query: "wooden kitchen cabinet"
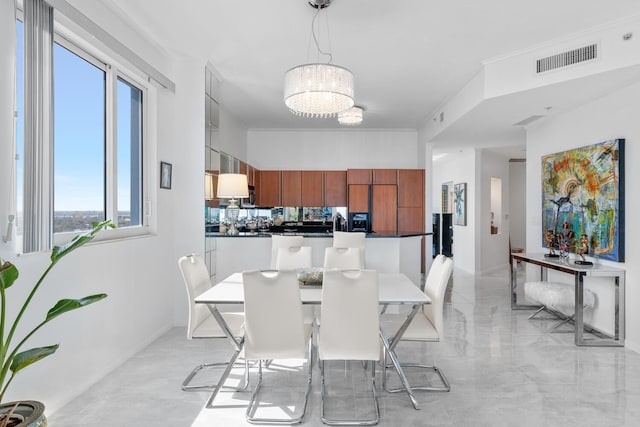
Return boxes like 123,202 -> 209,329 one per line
398,169 -> 424,208
372,169 -> 397,185
398,207 -> 424,234
347,169 -> 372,184
281,171 -> 302,206
348,184 -> 369,212
372,184 -> 397,233
257,170 -> 281,207
323,171 -> 347,206
301,171 -> 323,206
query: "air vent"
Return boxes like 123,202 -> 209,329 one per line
536,44 -> 597,73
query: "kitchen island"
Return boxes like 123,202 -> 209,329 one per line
206,232 -> 430,287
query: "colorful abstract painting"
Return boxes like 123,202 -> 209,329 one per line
541,139 -> 625,262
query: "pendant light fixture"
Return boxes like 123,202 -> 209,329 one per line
284,0 -> 355,118
338,105 -> 364,125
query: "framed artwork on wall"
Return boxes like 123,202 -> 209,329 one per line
160,161 -> 173,189
541,138 -> 625,262
454,183 -> 467,226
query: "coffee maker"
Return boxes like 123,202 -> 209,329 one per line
348,212 -> 370,232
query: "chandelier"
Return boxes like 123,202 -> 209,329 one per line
338,105 -> 363,125
284,0 -> 354,118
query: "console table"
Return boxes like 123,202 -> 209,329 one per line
510,252 -> 625,347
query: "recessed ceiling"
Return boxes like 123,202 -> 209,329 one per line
103,0 -> 640,139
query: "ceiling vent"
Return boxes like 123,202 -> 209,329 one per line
536,44 -> 598,73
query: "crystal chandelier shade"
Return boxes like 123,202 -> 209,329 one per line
284,63 -> 354,118
338,105 -> 363,125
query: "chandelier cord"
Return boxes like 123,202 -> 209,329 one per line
311,6 -> 333,64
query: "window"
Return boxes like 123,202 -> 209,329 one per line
53,42 -> 106,233
116,77 -> 143,228
17,14 -> 149,248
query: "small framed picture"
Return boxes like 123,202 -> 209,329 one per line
160,161 -> 172,189
454,182 -> 467,226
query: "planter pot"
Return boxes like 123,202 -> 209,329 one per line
0,401 -> 46,427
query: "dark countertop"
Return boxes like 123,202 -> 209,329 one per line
206,231 -> 432,238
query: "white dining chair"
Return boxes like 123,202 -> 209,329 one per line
323,246 -> 363,270
332,231 -> 366,268
177,254 -> 247,391
270,235 -> 304,269
242,269 -> 313,424
381,254 -> 453,393
319,269 -> 380,425
275,246 -> 313,270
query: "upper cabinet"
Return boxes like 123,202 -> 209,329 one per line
281,171 -> 302,206
323,171 -> 347,207
301,171 -> 324,206
280,170 -> 330,207
347,169 -> 372,184
372,169 -> 397,185
257,170 -> 281,207
398,169 -> 424,207
397,169 -> 425,234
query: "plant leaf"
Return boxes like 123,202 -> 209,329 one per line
50,220 -> 114,264
11,345 -> 59,373
0,261 -> 19,290
46,294 -> 108,322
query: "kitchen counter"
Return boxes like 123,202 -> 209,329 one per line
207,232 -> 430,286
207,231 -> 432,238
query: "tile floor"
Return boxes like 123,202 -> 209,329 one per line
49,265 -> 640,426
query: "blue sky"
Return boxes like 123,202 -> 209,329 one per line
17,20 -> 138,213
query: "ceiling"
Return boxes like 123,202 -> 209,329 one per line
104,0 -> 640,155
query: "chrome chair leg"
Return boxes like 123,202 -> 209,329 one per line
182,359 -> 249,392
320,359 -> 380,426
382,346 -> 450,393
245,334 -> 313,424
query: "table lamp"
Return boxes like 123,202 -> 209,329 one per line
217,173 -> 249,235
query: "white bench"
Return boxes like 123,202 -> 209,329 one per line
524,281 -> 595,332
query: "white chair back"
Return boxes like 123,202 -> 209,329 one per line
242,270 -> 307,360
275,246 -> 312,270
178,254 -> 213,339
323,247 -> 363,270
270,235 -> 304,269
332,231 -> 366,268
422,255 -> 453,337
319,269 -> 380,361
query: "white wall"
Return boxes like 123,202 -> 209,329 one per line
247,129 -> 419,170
219,106 -> 248,162
432,149 -> 478,273
526,81 -> 640,350
508,161 -> 526,250
0,0 -> 205,414
479,150 -> 510,273
0,0 -> 15,246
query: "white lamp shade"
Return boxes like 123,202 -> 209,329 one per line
284,63 -> 354,118
217,173 -> 249,198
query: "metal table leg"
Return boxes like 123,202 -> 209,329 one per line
204,304 -> 245,408
510,256 -> 541,310
378,304 -> 423,410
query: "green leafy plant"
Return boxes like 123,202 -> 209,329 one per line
0,220 -> 114,403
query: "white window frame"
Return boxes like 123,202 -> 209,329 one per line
18,10 -> 156,250
51,33 -> 152,245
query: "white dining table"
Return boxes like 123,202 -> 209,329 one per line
195,271 -> 430,410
